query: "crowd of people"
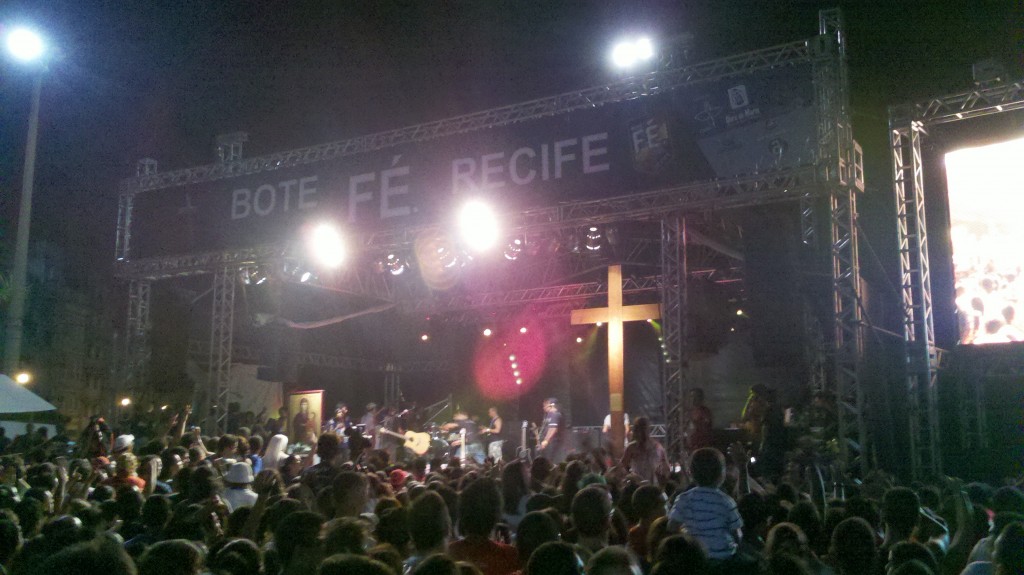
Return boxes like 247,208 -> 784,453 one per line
0,399 -> 1020,575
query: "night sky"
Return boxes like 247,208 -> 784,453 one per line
0,0 -> 1020,331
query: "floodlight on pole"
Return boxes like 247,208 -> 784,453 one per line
457,199 -> 500,252
5,28 -> 45,62
3,27 -> 48,376
611,36 -> 656,69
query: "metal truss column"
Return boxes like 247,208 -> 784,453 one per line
660,214 -> 688,463
384,363 -> 402,409
114,190 -> 134,262
891,121 -> 941,479
813,8 -> 869,473
208,267 -> 236,435
828,187 -> 869,472
122,279 -> 151,409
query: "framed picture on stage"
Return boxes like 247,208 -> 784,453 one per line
288,390 -> 323,446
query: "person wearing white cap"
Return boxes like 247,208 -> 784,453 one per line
112,434 -> 135,454
222,461 -> 258,511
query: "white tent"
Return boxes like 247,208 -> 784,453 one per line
0,374 -> 57,414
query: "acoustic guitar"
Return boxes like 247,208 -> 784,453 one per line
378,429 -> 432,455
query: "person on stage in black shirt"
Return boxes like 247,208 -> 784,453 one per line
538,398 -> 563,462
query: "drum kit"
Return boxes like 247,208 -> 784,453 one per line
425,423 -> 460,460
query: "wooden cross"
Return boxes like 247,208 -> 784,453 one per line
571,265 -> 661,459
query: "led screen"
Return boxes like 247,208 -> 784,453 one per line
945,136 -> 1024,344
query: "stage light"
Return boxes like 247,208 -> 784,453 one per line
519,326 -> 528,334
504,238 -> 523,261
240,267 -> 268,286
597,322 -> 604,327
160,405 -> 168,411
421,334 -> 429,341
576,337 -> 583,343
611,36 -> 655,69
308,223 -> 345,268
253,267 -> 269,285
516,378 -> 523,385
730,327 -> 736,332
458,199 -> 500,252
482,328 -> 493,337
585,226 -> 603,251
736,309 -> 745,316
436,244 -> 460,269
646,318 -> 653,323
509,354 -> 516,361
120,397 -> 131,407
513,370 -> 520,377
299,270 -> 314,283
6,28 -> 45,63
511,362 -> 518,369
386,253 -> 408,276
14,372 -> 31,385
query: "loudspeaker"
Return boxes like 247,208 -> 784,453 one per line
572,428 -> 601,453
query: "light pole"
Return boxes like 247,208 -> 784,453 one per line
3,28 -> 46,375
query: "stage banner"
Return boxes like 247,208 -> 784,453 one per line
131,64 -> 816,258
288,390 -> 323,446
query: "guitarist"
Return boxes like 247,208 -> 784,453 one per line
538,398 -> 564,462
483,406 -> 505,461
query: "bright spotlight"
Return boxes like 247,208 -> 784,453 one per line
299,270 -> 314,283
611,36 -> 655,69
611,41 -> 636,68
519,326 -> 528,334
511,363 -> 518,369
420,334 -> 430,341
308,223 -> 345,268
458,200 -> 500,252
509,355 -> 516,361
596,322 -> 604,327
483,328 -> 493,337
160,405 -> 169,411
646,318 -> 653,323
515,378 -> 523,385
513,371 -> 520,377
736,309 -> 745,316
576,337 -> 583,343
120,397 -> 132,407
14,372 -> 31,385
6,28 -> 45,63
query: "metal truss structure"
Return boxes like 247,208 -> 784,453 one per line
889,78 -> 1024,479
660,215 -> 688,462
121,280 -> 151,408
116,10 -> 869,465
206,268 -> 236,434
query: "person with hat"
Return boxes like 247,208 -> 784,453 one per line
389,468 -> 410,492
112,434 -> 135,455
538,398 -> 564,462
222,461 -> 258,511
